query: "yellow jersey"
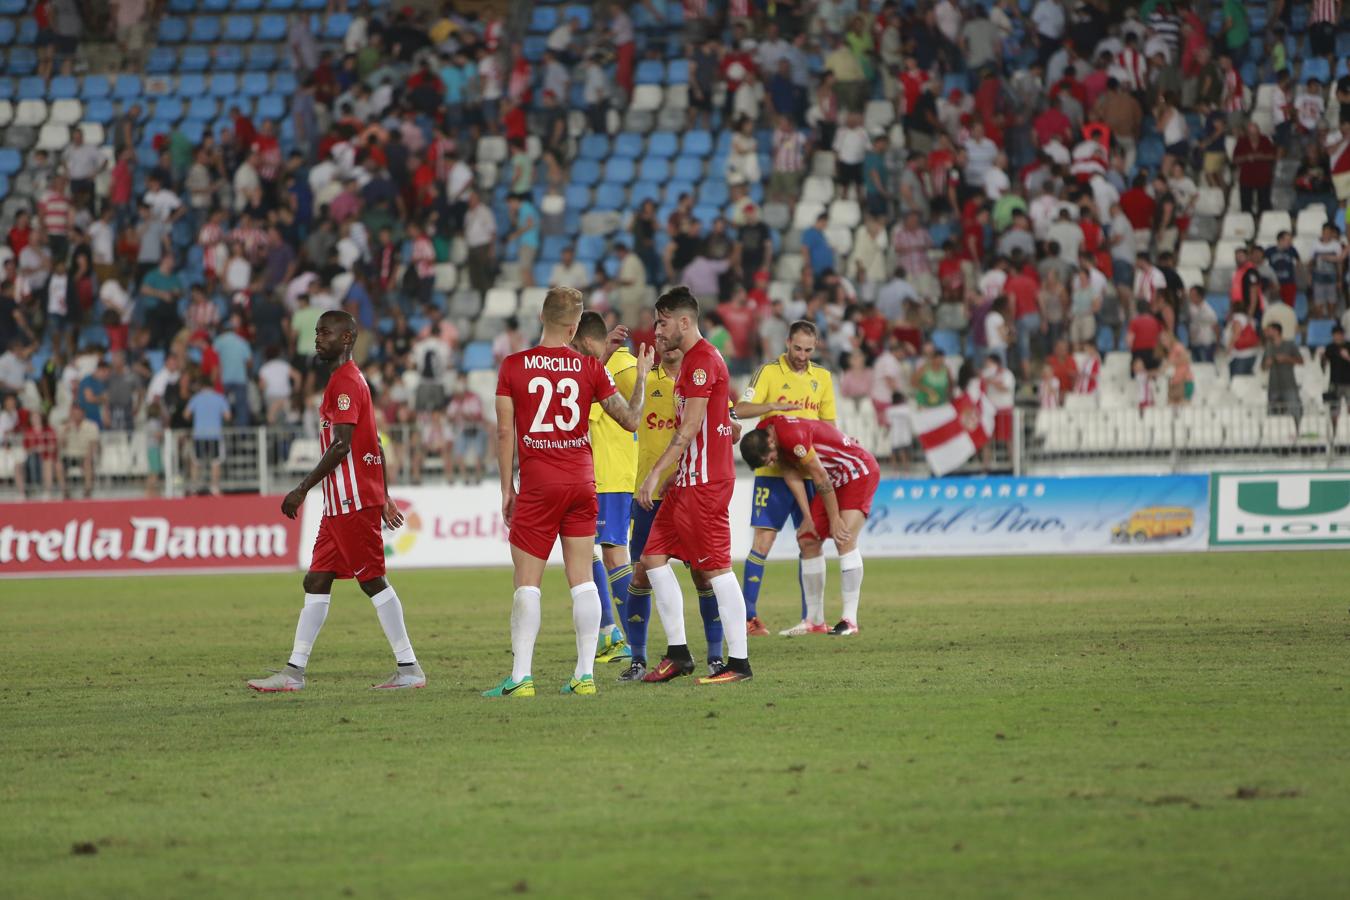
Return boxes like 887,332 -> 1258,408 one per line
589,347 -> 640,493
742,355 -> 837,477
635,363 -> 680,501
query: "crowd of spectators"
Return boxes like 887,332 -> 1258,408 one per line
6,0 -> 1350,498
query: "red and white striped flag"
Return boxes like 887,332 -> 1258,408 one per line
912,392 -> 992,476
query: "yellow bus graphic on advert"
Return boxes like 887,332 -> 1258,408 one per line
1112,506 -> 1195,543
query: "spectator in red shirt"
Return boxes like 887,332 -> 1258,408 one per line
501,97 -> 527,143
1232,121 -> 1277,215
857,302 -> 889,354
1046,339 -> 1078,401
717,287 -> 759,372
1126,301 -> 1163,371
7,210 -> 31,257
1033,95 -> 1075,147
1119,173 -> 1156,231
1005,252 -> 1042,375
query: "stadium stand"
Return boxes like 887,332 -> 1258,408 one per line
2,0 -> 1350,500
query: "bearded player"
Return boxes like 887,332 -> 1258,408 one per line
738,416 -> 878,636
618,341 -> 728,681
248,310 -> 424,692
733,321 -> 837,637
485,287 -> 652,698
636,286 -> 753,685
571,311 -> 638,665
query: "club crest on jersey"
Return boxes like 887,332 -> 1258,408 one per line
692,369 -> 707,386
810,380 -> 819,392
337,393 -> 352,411
793,444 -> 808,458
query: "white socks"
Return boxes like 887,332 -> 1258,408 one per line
800,555 -> 827,625
370,586 -> 417,665
571,582 -> 602,679
647,563 -> 687,646
287,593 -> 330,669
510,586 -> 542,681
839,549 -> 864,624
708,571 -> 749,660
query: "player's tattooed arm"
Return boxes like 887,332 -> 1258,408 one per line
734,399 -> 801,418
782,466 -> 817,538
495,396 -> 518,527
599,342 -> 655,432
282,423 -> 354,519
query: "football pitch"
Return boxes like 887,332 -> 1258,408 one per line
2,552 -> 1347,899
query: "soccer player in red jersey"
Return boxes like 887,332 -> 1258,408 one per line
737,416 -> 880,636
636,286 -> 754,685
485,287 -> 653,697
248,311 -> 424,692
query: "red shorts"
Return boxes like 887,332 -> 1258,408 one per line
310,505 -> 386,581
510,479 -> 598,560
994,408 -> 1013,443
643,479 -> 734,571
810,470 -> 880,540
1280,282 -> 1296,306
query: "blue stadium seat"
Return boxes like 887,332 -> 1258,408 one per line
603,157 -> 636,183
246,44 -> 279,70
631,182 -> 661,206
178,73 -> 207,97
0,149 -> 21,176
639,157 -> 670,182
187,97 -> 218,121
16,77 -> 45,100
266,0 -> 297,9
190,16 -> 222,43
81,75 -> 111,100
591,191 -> 622,212
0,173 -> 7,199
1206,294 -> 1230,323
565,4 -> 591,30
153,97 -> 185,122
613,133 -> 643,158
235,0 -> 263,10
324,14 -> 352,40
0,17 -> 14,44
577,234 -> 607,262
931,330 -> 961,357
0,78 -> 13,100
273,71 -> 298,95
84,99 -> 115,125
256,94 -> 285,120
662,180 -> 693,203
0,0 -> 22,12
578,134 -> 610,159
647,131 -> 678,158
49,76 -> 78,100
256,15 -> 286,41
681,130 -> 712,156
521,36 -> 547,63
147,48 -> 178,74
541,235 -> 570,261
672,156 -> 703,181
697,180 -> 728,207
7,48 -> 37,77
224,15 -> 253,41
214,45 -> 243,69
158,17 -> 189,43
299,0 -> 325,10
462,341 -> 494,371
1306,318 -> 1335,347
168,0 -> 196,11
114,75 -> 142,100
241,72 -> 270,96
179,120 -> 206,143
533,261 -> 555,285
1303,58 -> 1330,83
564,184 -> 591,210
202,0 -> 228,10
209,74 -> 238,98
529,6 -> 557,34
1096,326 -> 1117,354
636,60 -> 665,85
571,159 -> 601,186
691,205 -> 720,228
180,46 -> 210,71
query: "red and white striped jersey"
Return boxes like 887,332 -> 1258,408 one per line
764,416 -> 877,489
1222,67 -> 1245,113
318,361 -> 385,517
1312,0 -> 1339,24
1073,352 -> 1100,395
673,338 -> 736,487
773,127 -> 807,173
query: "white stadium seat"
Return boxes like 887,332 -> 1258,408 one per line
1296,206 -> 1327,236
483,287 -> 518,318
48,99 -> 82,125
1175,266 -> 1205,290
1194,187 -> 1226,217
800,175 -> 834,205
0,101 -> 12,128
36,124 -> 70,152
77,122 -> 104,145
433,263 -> 457,293
792,201 -> 825,230
1221,211 -> 1255,241
825,226 -> 853,256
1256,210 -> 1291,243
519,287 -> 548,318
828,199 -> 860,230
631,85 -> 663,113
1177,240 -> 1212,271
14,100 -> 48,127
477,136 -> 507,164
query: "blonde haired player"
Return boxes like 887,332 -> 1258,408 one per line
733,320 -> 838,636
486,287 -> 653,697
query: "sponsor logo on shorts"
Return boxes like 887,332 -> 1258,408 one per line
337,393 -> 352,411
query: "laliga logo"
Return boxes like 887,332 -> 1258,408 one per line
383,497 -> 422,557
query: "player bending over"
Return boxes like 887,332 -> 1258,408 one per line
619,342 -> 729,681
636,286 -> 753,685
738,416 -> 879,636
248,311 -> 424,692
733,321 -> 837,637
485,287 -> 652,697
572,311 -> 639,665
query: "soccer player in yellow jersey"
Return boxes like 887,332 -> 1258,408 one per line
572,311 -> 639,663
732,321 -> 838,637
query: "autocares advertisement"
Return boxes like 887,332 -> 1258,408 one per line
859,475 -> 1212,557
0,495 -> 301,576
1210,471 -> 1350,546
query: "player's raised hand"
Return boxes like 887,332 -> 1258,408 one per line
382,497 -> 405,530
636,342 -> 656,374
606,324 -> 630,358
281,487 -> 306,520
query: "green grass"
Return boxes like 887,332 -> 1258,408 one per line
2,552 -> 1348,899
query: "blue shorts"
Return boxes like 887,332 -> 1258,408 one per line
596,492 -> 633,546
629,498 -> 660,559
749,476 -> 813,531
